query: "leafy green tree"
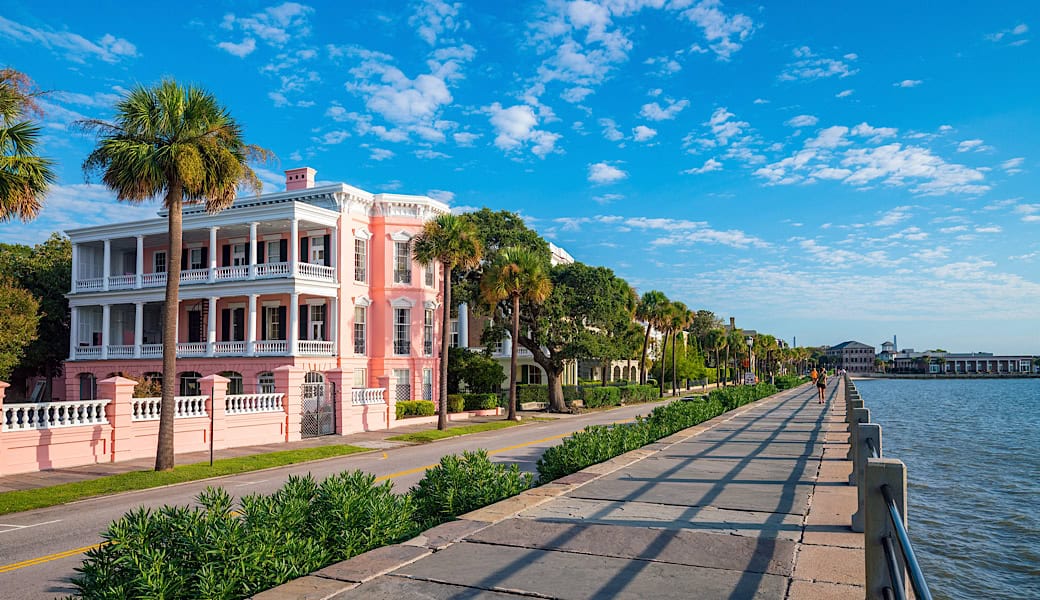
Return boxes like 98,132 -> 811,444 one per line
688,309 -> 722,350
0,278 -> 39,380
479,247 -> 552,420
635,290 -> 668,386
668,302 -> 690,395
413,213 -> 483,430
78,80 -> 270,471
657,331 -> 708,388
705,327 -> 727,385
0,69 -> 55,222
455,209 -> 551,306
447,347 -> 505,393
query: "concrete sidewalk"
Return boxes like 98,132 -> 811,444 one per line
258,381 -> 863,600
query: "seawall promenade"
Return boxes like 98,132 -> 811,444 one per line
259,380 -> 863,599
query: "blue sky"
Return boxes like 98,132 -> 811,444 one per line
1,1 -> 1038,353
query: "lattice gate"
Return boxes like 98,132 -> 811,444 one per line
301,377 -> 335,438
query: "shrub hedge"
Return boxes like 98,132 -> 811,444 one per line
516,384 -> 549,404
774,375 -> 808,390
446,395 -> 465,413
618,385 -> 660,403
396,400 -> 436,420
410,450 -> 533,529
582,386 -> 620,408
462,393 -> 499,411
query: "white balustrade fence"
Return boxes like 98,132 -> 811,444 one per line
226,393 -> 284,415
108,274 -> 136,289
297,263 -> 335,280
298,340 -> 334,355
141,344 -> 162,358
132,396 -> 209,421
254,340 -> 287,354
2,400 -> 111,431
107,345 -> 135,359
141,272 -> 166,287
215,265 -> 249,280
75,346 -> 102,359
176,342 -> 207,356
76,277 -> 104,291
256,262 -> 290,277
213,341 -> 246,355
179,268 -> 209,283
352,388 -> 386,405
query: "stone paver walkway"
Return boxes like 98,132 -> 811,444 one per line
257,380 -> 863,600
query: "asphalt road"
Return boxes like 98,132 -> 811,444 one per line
0,400 -> 672,599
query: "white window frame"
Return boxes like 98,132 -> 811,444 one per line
353,306 -> 366,354
353,368 -> 368,388
258,372 -> 275,394
422,368 -> 433,401
188,247 -> 204,270
266,241 -> 281,264
450,319 -> 459,348
309,236 -> 325,264
265,305 -> 281,340
393,242 -> 411,284
153,251 -> 167,274
354,238 -> 367,283
309,304 -> 326,341
424,263 -> 435,287
394,308 -> 411,355
424,308 -> 434,356
232,243 -> 247,266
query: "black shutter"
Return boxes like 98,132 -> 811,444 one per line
277,306 -> 287,340
260,307 -> 267,341
279,239 -> 288,262
181,249 -> 188,269
299,304 -> 308,341
221,309 -> 231,340
201,246 -> 209,266
300,237 -> 309,264
323,235 -> 331,266
222,245 -> 231,267
233,308 -> 245,341
257,241 -> 265,264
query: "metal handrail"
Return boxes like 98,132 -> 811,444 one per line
881,483 -> 934,600
881,535 -> 905,600
866,436 -> 879,459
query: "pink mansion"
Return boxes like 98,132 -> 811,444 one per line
63,167 -> 447,410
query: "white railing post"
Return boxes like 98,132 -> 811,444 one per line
847,407 -> 870,462
851,422 -> 881,532
865,458 -> 908,600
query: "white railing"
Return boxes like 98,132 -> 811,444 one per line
75,346 -> 102,359
215,265 -> 249,280
298,340 -> 334,355
141,344 -> 163,358
76,277 -> 104,291
142,272 -> 166,287
226,393 -> 284,415
297,262 -> 335,280
179,268 -> 209,283
2,400 -> 111,431
256,262 -> 290,277
213,341 -> 246,355
107,345 -> 135,359
176,342 -> 207,356
352,388 -> 386,405
132,396 -> 209,421
254,340 -> 287,355
108,274 -> 136,289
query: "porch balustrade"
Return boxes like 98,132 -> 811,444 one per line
2,399 -> 111,431
215,265 -> 249,280
179,268 -> 209,283
256,262 -> 290,277
296,262 -> 334,280
141,272 -> 166,286
226,393 -> 284,414
108,274 -> 136,289
72,339 -> 336,359
213,341 -> 246,355
76,260 -> 335,293
254,340 -> 288,355
76,277 -> 104,291
107,345 -> 135,359
351,388 -> 386,405
131,395 -> 209,421
176,342 -> 208,356
298,340 -> 334,355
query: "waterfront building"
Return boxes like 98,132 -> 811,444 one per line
63,167 -> 446,405
889,351 -> 1037,375
826,341 -> 876,374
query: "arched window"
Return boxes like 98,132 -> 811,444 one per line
179,371 -> 202,396
257,371 -> 275,394
79,373 -> 97,400
219,371 -> 243,395
613,366 -> 622,381
304,371 -> 324,384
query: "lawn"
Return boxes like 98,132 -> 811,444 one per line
387,420 -> 526,443
0,444 -> 369,516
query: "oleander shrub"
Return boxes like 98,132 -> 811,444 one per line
582,386 -> 621,408
396,400 -> 436,419
410,450 -> 533,528
462,393 -> 498,411
516,384 -> 549,404
619,385 -> 660,403
446,394 -> 465,413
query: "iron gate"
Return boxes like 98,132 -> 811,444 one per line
301,381 -> 335,437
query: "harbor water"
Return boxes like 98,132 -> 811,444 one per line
854,378 -> 1040,599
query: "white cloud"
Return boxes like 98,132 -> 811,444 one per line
850,122 -> 898,141
785,114 -> 818,127
218,38 -> 257,57
415,149 -> 450,159
0,184 -> 155,243
593,193 -> 624,204
836,89 -> 854,98
894,79 -> 922,88
410,0 -> 465,45
633,125 -> 657,142
678,0 -> 757,60
1015,204 -> 1040,222
485,102 -> 560,157
561,86 -> 595,103
874,205 -> 913,227
318,130 -> 351,145
987,23 -> 1030,43
640,97 -> 690,121
588,161 -> 628,184
0,16 -> 137,63
369,147 -> 395,161
753,98 -> 769,104
220,3 -> 314,47
599,118 -> 624,141
956,139 -> 985,152
805,126 -> 850,148
975,225 -> 1002,233
644,56 -> 682,75
427,189 -> 456,203
1001,157 -> 1024,174
683,158 -> 722,174
780,46 -> 857,81
453,131 -> 480,146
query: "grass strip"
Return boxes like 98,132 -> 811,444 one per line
0,444 -> 368,516
387,420 -> 524,443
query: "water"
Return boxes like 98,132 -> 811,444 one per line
855,378 -> 1040,600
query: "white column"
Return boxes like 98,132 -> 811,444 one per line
459,302 -> 469,349
248,222 -> 258,279
289,292 -> 300,354
69,306 -> 79,359
289,219 -> 299,274
247,294 -> 257,356
101,304 -> 111,359
328,297 -> 337,347
206,296 -> 218,356
102,239 -> 111,291
208,226 -> 218,282
135,235 -> 144,289
71,244 -> 79,293
134,302 -> 143,358
329,225 -> 338,271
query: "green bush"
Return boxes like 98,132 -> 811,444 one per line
396,400 -> 436,419
446,395 -> 465,413
618,385 -> 660,403
516,384 -> 548,404
774,375 -> 808,390
562,385 -> 583,404
410,450 -> 533,528
582,386 -> 621,408
462,393 -> 498,411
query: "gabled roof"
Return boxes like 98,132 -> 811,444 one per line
829,340 -> 874,350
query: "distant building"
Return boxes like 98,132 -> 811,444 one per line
890,351 -> 1036,375
827,341 -> 876,374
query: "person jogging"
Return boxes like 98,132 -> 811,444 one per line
816,367 -> 828,404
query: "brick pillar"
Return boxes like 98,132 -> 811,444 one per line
0,381 -> 8,476
326,369 -> 353,435
99,376 -> 138,464
200,374 -> 229,451
378,374 -> 394,429
274,365 -> 304,442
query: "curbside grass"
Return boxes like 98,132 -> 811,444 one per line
387,420 -> 524,443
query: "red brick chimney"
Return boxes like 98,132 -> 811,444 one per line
285,167 -> 316,191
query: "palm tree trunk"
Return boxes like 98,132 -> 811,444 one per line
639,325 -> 650,385
155,184 -> 182,471
658,329 -> 668,397
437,262 -> 452,430
670,331 -> 677,395
507,294 -> 519,421
725,346 -> 730,387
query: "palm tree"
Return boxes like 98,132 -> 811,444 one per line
635,290 -> 667,385
479,247 -> 551,421
705,328 -> 726,387
78,79 -> 270,471
0,69 -> 55,222
656,300 -> 673,396
668,302 -> 689,395
726,328 -> 745,386
413,213 -> 483,430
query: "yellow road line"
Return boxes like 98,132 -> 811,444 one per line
0,414 -> 634,574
